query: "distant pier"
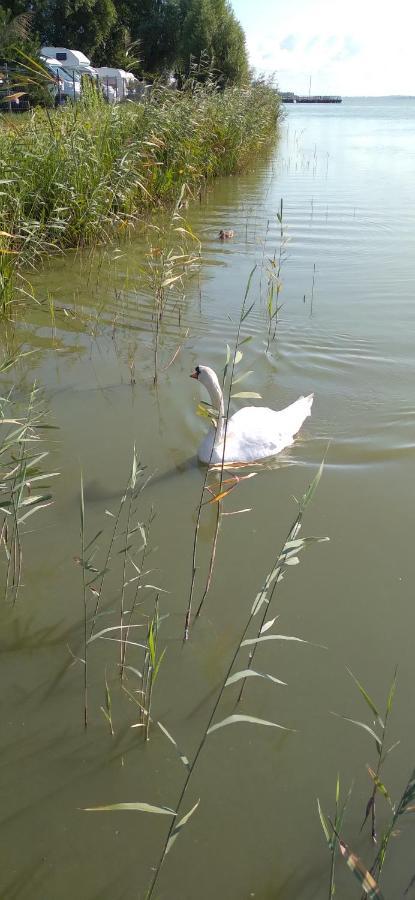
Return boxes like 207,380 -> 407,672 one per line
279,92 -> 342,104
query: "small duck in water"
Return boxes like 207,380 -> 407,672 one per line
219,229 -> 234,240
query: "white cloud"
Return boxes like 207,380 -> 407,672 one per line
233,0 -> 415,95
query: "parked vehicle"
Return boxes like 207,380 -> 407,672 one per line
95,67 -> 138,102
40,56 -> 81,104
40,47 -> 116,103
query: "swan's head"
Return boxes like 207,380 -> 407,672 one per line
190,365 -> 220,389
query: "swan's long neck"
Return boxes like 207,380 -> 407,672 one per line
206,375 -> 225,447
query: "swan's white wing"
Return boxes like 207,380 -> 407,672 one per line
197,396 -> 313,464
225,396 -> 313,462
230,397 -> 312,436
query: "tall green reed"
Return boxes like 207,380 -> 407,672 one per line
184,266 -> 259,639
137,193 -> 200,384
85,461 -> 328,900
0,383 -> 59,602
265,198 -> 289,349
317,668 -> 415,899
75,447 -> 165,734
0,79 -> 281,312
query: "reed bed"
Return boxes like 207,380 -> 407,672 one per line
0,78 -> 281,311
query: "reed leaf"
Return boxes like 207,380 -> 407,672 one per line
346,667 -> 384,727
331,712 -> 382,753
225,670 -> 287,687
207,714 -> 293,735
338,839 -> 385,899
84,802 -> 176,815
231,391 -> 262,399
165,800 -> 200,855
157,721 -> 190,769
241,634 -> 310,647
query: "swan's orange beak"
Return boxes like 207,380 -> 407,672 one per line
190,370 -> 198,379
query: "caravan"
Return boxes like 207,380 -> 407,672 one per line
41,47 -> 116,102
40,55 -> 82,104
95,67 -> 139,102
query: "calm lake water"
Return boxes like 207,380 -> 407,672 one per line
2,96 -> 415,899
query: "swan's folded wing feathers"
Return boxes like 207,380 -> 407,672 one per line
197,394 -> 313,464
230,395 -> 312,445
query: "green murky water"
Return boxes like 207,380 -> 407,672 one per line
2,97 -> 415,899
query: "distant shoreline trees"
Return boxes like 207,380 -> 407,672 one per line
0,0 -> 249,85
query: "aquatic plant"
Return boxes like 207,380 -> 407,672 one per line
0,383 -> 58,602
317,669 -> 415,898
137,190 -> 200,384
85,460 -> 328,899
0,78 -> 281,311
75,447 -> 165,733
265,198 -> 289,349
184,266 -> 259,638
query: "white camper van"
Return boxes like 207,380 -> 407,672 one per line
40,55 -> 82,104
41,47 -> 116,102
95,67 -> 138,102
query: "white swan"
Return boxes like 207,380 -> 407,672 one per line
191,365 -> 313,464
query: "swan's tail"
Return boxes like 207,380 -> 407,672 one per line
303,393 -> 314,413
280,393 -> 313,438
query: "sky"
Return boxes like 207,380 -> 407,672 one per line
232,0 -> 415,96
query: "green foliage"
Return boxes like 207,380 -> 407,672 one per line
180,0 -> 216,73
0,8 -> 32,55
0,0 -> 249,84
34,0 -> 117,57
0,79 -> 281,310
178,0 -> 248,83
211,2 -> 248,84
0,10 -> 54,107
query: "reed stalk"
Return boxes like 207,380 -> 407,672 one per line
319,668 -> 405,899
265,199 -> 288,350
0,383 -> 58,603
184,266 -> 257,638
236,457 -> 328,704
145,461 -> 327,898
80,471 -> 88,728
317,777 -> 352,899
75,447 -> 165,735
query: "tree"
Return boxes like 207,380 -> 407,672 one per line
126,0 -> 181,73
211,2 -> 248,84
0,0 -> 249,83
178,0 -> 248,84
179,0 -> 215,73
33,0 -> 117,58
0,7 -> 32,54
0,7 -> 54,106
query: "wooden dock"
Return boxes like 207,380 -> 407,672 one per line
280,92 -> 342,104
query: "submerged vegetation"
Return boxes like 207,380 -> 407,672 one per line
0,77 -> 281,311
